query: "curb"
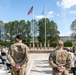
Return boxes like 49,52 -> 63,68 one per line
29,48 -> 55,53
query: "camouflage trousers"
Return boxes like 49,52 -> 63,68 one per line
52,69 -> 69,75
11,65 -> 27,75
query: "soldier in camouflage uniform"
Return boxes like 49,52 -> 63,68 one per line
7,34 -> 29,75
49,40 -> 72,75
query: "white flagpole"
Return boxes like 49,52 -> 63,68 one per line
44,5 -> 46,49
32,7 -> 34,48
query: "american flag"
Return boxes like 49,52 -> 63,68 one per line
28,6 -> 33,15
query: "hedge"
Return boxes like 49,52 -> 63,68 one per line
0,42 -> 14,46
0,41 -> 72,47
64,42 -> 72,47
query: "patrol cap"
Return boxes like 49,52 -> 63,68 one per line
66,47 -> 72,51
16,34 -> 23,40
67,47 -> 70,50
57,40 -> 63,45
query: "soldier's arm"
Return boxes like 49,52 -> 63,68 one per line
7,46 -> 15,67
49,51 -> 58,68
65,53 -> 72,69
21,45 -> 29,65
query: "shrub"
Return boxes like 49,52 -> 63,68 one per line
64,41 -> 72,47
0,42 -> 14,46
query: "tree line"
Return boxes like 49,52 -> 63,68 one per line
0,18 -> 76,42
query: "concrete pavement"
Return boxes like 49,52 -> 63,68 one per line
7,53 -> 73,75
27,53 -> 73,75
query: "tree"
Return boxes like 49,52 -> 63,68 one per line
26,21 -> 31,42
48,20 -> 60,42
0,21 -> 5,41
4,21 -> 14,41
4,19 -> 60,42
38,18 -> 47,42
30,19 -> 38,43
31,19 -> 38,36
70,19 -> 76,39
4,20 -> 26,42
4,23 -> 9,41
19,20 -> 26,37
38,18 -> 60,42
4,20 -> 31,42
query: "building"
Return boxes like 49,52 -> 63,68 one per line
31,36 -> 76,46
60,36 -> 76,46
60,36 -> 71,42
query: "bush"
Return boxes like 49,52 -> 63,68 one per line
50,42 -> 56,47
64,41 -> 72,47
0,42 -> 14,46
0,41 -> 72,47
23,42 -> 30,46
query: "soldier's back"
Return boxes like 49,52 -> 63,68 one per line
55,49 -> 69,66
10,42 -> 29,63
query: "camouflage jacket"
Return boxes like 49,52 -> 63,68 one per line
7,42 -> 29,67
49,48 -> 72,69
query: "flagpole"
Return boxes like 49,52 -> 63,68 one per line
28,6 -> 34,48
44,5 -> 46,49
32,7 -> 34,48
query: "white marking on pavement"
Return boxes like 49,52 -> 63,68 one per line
27,60 -> 34,75
33,64 -> 48,75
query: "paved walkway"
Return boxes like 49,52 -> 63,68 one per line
27,53 -> 73,75
2,53 -> 73,75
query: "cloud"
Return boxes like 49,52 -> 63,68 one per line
47,15 -> 54,18
36,11 -> 56,19
47,11 -> 55,18
48,11 -> 54,15
70,11 -> 76,14
57,0 -> 76,9
35,15 -> 44,19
